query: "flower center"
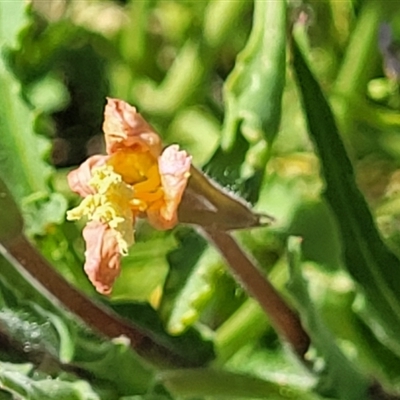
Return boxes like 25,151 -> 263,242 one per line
107,149 -> 164,213
67,149 -> 166,255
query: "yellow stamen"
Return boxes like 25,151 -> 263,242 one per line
66,165 -> 135,254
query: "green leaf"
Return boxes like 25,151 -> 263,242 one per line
159,368 -> 318,400
0,362 -> 101,400
111,233 -> 178,302
163,245 -> 225,335
0,55 -> 51,201
73,334 -> 155,396
287,237 -> 369,400
0,3 -> 68,236
222,0 -> 286,148
204,129 -> 250,192
22,192 -> 68,236
215,299 -> 268,363
291,38 -> 400,357
204,0 -> 286,203
159,227 -> 207,326
0,255 -> 155,396
0,1 -> 26,47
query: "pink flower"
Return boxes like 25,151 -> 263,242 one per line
67,98 -> 191,294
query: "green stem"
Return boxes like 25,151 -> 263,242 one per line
214,298 -> 268,363
215,255 -> 290,363
203,0 -> 250,49
120,0 -> 151,66
334,0 -> 384,96
138,0 -> 251,116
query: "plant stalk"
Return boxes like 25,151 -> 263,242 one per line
204,228 -> 310,359
0,234 -> 198,367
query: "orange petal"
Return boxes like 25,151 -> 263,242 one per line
103,98 -> 162,158
67,155 -> 109,197
147,145 -> 191,230
82,221 -> 121,295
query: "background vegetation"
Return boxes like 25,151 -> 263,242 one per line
1,0 -> 400,399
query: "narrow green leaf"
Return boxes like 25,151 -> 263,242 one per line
287,237 -> 369,400
292,38 -> 400,356
160,368 -> 313,400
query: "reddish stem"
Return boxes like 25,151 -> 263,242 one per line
204,228 -> 310,358
0,234 -> 195,367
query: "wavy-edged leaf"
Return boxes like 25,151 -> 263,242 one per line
292,38 -> 400,356
158,230 -> 248,346
163,245 -> 224,335
222,0 -> 286,148
0,2 -> 68,235
160,226 -> 232,337
0,55 -> 52,201
208,0 -> 286,203
0,255 -> 155,396
0,362 -> 101,400
73,333 -> 155,396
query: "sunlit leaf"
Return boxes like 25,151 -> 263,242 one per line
0,2 -> 68,235
111,233 -> 178,302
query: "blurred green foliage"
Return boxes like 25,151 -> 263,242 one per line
2,0 -> 400,399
